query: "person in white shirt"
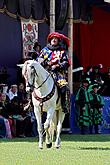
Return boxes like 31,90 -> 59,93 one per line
8,84 -> 18,101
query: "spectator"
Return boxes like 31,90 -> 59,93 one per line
75,78 -> 91,134
0,117 -> 6,138
89,84 -> 104,134
9,96 -> 25,137
0,93 -> 12,138
8,84 -> 18,101
17,83 -> 27,102
9,97 -> 33,137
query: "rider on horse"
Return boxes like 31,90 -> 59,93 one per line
39,32 -> 70,114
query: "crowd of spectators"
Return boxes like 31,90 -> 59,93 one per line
74,63 -> 110,134
73,63 -> 110,96
1,62 -> 110,138
0,83 -> 38,138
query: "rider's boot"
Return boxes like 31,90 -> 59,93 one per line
60,86 -> 69,114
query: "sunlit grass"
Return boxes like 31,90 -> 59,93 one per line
0,134 -> 110,165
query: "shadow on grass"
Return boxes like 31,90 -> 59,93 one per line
79,147 -> 110,150
0,136 -> 38,143
61,134 -> 110,142
0,134 -> 110,143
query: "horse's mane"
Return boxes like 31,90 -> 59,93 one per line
31,59 -> 49,76
22,59 -> 49,78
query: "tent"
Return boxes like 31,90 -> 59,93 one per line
73,0 -> 110,72
0,0 -> 69,30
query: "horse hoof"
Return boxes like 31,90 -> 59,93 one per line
54,144 -> 61,149
46,143 -> 52,148
39,143 -> 43,149
39,145 -> 43,149
39,147 -> 43,149
55,146 -> 60,149
56,146 -> 60,149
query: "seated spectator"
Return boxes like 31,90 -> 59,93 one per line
0,93 -> 12,138
0,117 -> 6,138
8,84 -> 18,101
17,83 -> 27,102
0,84 -> 9,102
9,96 -> 24,137
21,99 -> 34,137
10,97 -> 32,137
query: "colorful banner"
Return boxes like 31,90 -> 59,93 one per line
21,19 -> 38,59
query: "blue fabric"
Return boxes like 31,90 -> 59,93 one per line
0,13 -> 22,84
100,97 -> 110,134
0,118 -> 6,138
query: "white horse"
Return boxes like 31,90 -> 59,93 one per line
21,59 -> 65,149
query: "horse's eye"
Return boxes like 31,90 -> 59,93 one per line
31,66 -> 34,69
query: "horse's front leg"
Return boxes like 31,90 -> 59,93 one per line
55,111 -> 65,148
44,108 -> 55,148
34,107 -> 43,149
45,128 -> 52,148
44,108 -> 55,130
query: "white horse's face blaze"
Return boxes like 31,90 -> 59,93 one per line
22,61 -> 36,92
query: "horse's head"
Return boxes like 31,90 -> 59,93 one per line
21,60 -> 38,93
17,58 -> 50,94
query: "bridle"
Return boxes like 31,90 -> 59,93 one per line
24,62 -> 56,110
26,65 -> 51,90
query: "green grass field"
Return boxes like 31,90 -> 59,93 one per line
0,134 -> 110,165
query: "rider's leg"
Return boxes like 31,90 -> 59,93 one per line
60,86 -> 70,114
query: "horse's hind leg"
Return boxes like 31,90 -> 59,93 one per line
54,111 -> 65,148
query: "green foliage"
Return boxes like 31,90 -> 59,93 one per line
0,134 -> 110,165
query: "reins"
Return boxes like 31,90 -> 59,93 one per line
33,83 -> 56,114
24,63 -> 56,114
34,72 -> 50,90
